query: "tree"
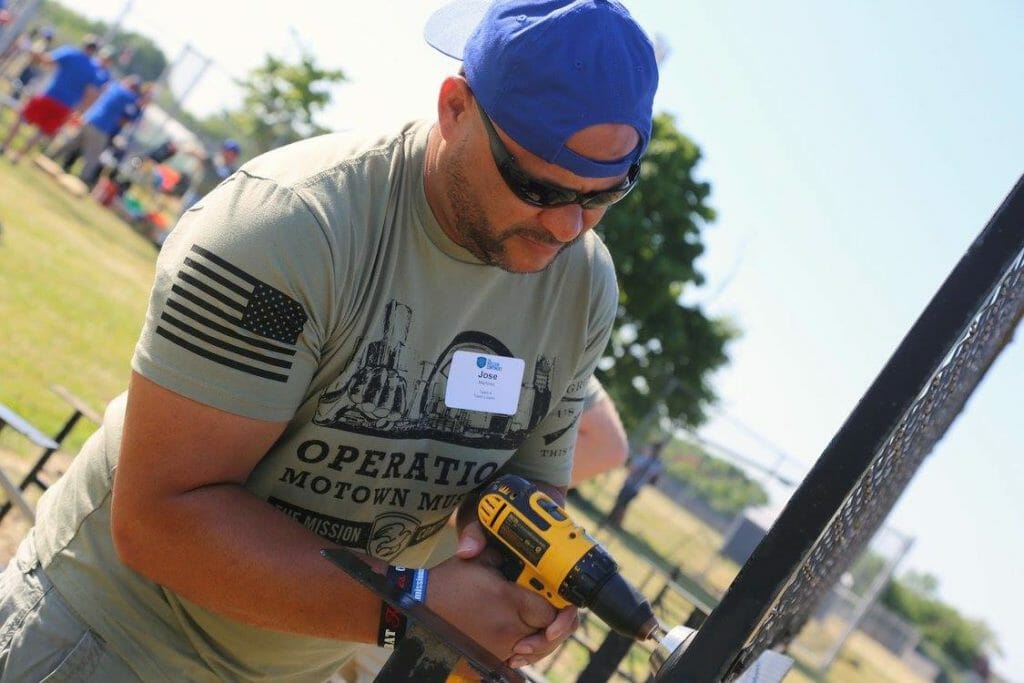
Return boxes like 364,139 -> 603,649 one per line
594,113 -> 735,440
228,51 -> 346,154
881,571 -> 1002,671
660,439 -> 768,516
108,31 -> 167,81
38,2 -> 167,80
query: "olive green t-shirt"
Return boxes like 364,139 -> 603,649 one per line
32,121 -> 617,682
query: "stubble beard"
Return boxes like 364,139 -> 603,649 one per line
445,155 -> 579,274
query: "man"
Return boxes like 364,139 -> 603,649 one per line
0,34 -> 107,161
48,74 -> 147,186
92,44 -> 117,85
0,1 -> 657,681
0,27 -> 54,96
179,137 -> 242,214
607,441 -> 667,528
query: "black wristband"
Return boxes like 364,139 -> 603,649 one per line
377,601 -> 407,648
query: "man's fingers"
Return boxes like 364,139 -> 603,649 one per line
545,607 -> 579,642
455,521 -> 487,559
516,590 -> 558,631
509,606 -> 580,668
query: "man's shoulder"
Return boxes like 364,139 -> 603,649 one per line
238,121 -> 427,192
50,45 -> 80,61
565,230 -> 617,292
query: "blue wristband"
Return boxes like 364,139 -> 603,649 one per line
410,567 -> 428,603
386,566 -> 429,603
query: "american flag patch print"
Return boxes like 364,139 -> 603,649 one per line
155,245 -> 308,382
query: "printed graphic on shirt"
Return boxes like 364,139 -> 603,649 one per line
313,299 -> 558,450
542,394 -> 585,445
155,245 -> 308,383
269,496 -> 449,560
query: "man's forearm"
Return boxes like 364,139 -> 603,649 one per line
112,483 -> 385,643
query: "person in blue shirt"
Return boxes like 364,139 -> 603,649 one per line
0,35 -> 107,162
48,74 -> 148,186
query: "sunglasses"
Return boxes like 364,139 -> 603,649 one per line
477,103 -> 640,209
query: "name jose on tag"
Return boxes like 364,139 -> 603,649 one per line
445,351 -> 525,416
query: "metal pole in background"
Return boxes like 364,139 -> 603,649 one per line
818,533 -> 915,673
0,0 -> 44,56
171,44 -> 212,109
101,0 -> 135,45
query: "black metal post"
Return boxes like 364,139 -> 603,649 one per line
659,174 -> 1024,681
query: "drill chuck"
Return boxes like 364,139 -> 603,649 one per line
589,572 -> 660,641
559,545 -> 659,641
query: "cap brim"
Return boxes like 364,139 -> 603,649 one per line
423,0 -> 492,60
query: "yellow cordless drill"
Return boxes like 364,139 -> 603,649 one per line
477,474 -> 663,642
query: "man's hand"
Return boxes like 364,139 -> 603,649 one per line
427,522 -> 579,668
426,522 -> 555,662
508,604 -> 579,669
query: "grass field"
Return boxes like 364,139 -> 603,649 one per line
0,151 -> 928,683
0,142 -> 155,459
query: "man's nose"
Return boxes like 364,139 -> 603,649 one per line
537,204 -> 585,244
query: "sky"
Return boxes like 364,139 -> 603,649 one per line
33,0 -> 1024,677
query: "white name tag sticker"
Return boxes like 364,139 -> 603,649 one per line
445,351 -> 525,416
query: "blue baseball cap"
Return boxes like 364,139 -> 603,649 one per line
425,0 -> 658,179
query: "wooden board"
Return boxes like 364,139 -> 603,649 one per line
32,153 -> 63,177
56,173 -> 89,198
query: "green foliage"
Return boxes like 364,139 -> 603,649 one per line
594,113 -> 736,438
660,438 -> 768,516
105,31 -> 166,81
38,2 -> 167,80
881,571 -> 1001,670
36,1 -> 105,44
227,52 -> 345,154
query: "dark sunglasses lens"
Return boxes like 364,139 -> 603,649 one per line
579,188 -> 629,209
500,156 -> 639,209
499,162 -> 570,207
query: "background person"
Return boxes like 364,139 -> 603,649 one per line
0,1 -> 658,680
47,74 -> 148,186
178,137 -> 241,213
0,34 -> 107,161
606,441 -> 667,528
0,26 -> 54,98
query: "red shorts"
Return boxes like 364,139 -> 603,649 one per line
21,95 -> 73,137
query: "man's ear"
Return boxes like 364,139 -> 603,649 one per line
436,75 -> 473,140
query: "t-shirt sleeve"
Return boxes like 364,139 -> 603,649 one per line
582,375 -> 608,411
501,247 -> 618,487
132,172 -> 334,422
